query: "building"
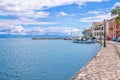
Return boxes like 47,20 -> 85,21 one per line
108,18 -> 116,38
82,28 -> 92,38
108,17 -> 120,39
91,22 -> 104,39
90,17 -> 120,40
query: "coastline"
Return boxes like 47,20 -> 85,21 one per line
71,41 -> 102,80
71,41 -> 120,80
32,38 -> 65,40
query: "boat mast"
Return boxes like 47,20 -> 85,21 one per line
71,27 -> 72,38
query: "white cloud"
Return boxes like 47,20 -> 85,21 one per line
79,2 -> 120,23
79,8 -> 115,23
0,0 -> 109,12
0,25 -> 26,35
87,10 -> 103,15
4,0 -> 108,10
0,10 -> 49,19
0,0 -> 109,35
57,12 -> 68,16
0,24 -> 82,35
26,27 -> 82,35
0,25 -> 13,30
19,11 -> 50,19
10,25 -> 25,34
0,19 -> 56,26
56,12 -> 76,17
0,0 -> 109,26
112,2 -> 120,9
45,27 -> 81,33
79,13 -> 112,22
0,0 -> 109,18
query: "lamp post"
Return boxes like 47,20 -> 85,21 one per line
104,19 -> 106,47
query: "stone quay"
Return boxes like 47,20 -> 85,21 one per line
71,41 -> 120,80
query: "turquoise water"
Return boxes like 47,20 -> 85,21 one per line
0,39 -> 101,80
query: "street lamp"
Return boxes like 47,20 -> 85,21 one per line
104,19 -> 106,47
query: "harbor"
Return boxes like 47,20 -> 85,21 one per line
71,41 -> 120,80
0,39 -> 101,80
0,0 -> 120,80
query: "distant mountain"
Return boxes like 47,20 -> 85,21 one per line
0,33 -> 70,38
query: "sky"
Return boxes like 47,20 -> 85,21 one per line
0,0 -> 120,37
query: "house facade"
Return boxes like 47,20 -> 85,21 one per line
108,18 -> 120,38
91,22 -> 104,39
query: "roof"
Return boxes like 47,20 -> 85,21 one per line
84,28 -> 92,32
93,22 -> 103,27
108,16 -> 118,22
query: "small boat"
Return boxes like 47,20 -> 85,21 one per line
64,37 -> 73,40
73,39 -> 95,43
73,37 -> 96,43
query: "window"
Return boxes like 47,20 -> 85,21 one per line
102,27 -> 103,30
102,32 -> 103,35
97,32 -> 98,36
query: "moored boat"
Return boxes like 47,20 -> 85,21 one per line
73,39 -> 96,43
73,37 -> 96,43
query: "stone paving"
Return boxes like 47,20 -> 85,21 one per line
71,41 -> 120,80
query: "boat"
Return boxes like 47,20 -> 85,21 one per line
64,37 -> 73,40
73,37 -> 96,43
73,39 -> 95,43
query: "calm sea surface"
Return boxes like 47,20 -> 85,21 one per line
0,39 -> 101,80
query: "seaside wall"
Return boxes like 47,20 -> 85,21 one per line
71,41 -> 120,80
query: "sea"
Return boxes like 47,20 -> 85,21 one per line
0,38 -> 101,80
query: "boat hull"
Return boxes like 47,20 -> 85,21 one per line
73,40 -> 95,43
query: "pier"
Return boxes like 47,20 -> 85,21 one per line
71,41 -> 120,80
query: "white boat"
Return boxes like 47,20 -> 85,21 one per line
73,39 -> 95,43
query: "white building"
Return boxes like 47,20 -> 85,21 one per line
91,22 -> 104,39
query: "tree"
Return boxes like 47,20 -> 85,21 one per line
82,29 -> 92,38
111,6 -> 120,22
111,6 -> 120,16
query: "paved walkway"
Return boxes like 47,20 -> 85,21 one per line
71,41 -> 120,80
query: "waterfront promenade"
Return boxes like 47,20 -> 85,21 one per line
71,41 -> 120,80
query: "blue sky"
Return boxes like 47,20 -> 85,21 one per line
0,0 -> 120,37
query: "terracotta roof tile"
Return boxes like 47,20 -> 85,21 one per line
93,22 -> 103,27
